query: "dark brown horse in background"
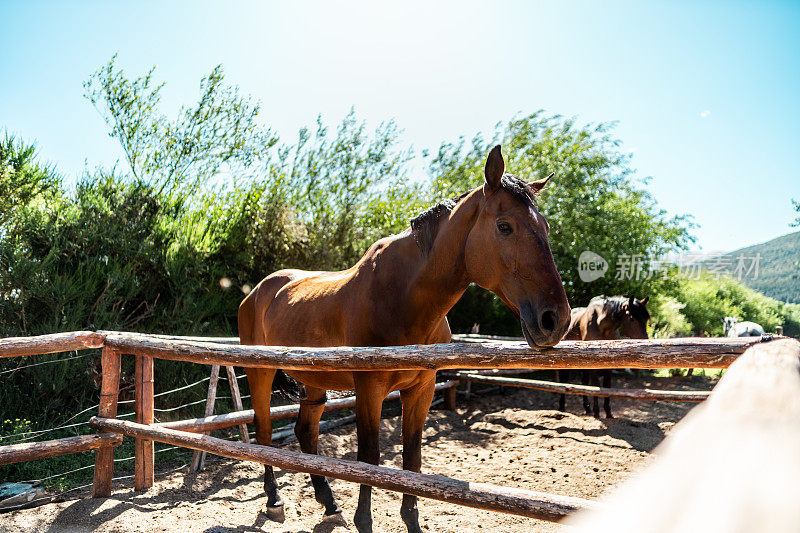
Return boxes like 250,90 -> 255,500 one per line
238,146 -> 571,532
557,295 -> 649,418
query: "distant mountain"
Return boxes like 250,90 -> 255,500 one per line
705,231 -> 800,303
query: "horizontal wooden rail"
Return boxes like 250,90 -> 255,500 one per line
0,331 -> 105,358
448,373 -> 711,402
452,334 -> 526,343
0,433 -> 122,466
158,380 -> 459,433
89,416 -> 596,522
128,333 -> 240,344
102,332 -> 769,371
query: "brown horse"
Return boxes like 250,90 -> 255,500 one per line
238,146 -> 571,532
557,295 -> 649,418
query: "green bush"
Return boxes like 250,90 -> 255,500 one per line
649,294 -> 693,338
670,274 -> 784,336
643,273 -> 799,339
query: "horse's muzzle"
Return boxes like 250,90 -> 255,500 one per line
520,303 -> 570,347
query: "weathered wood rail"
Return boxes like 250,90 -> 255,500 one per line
90,416 -> 597,521
0,433 -> 122,466
448,372 -> 711,402
0,331 -> 104,358
158,380 -> 460,434
101,331 -> 760,370
0,330 -> 783,525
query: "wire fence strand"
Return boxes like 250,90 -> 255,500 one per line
24,443 -> 187,486
0,351 -> 95,376
2,371 -> 225,441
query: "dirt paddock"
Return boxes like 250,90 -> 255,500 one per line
1,373 -> 714,532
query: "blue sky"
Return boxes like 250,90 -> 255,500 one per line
1,1 -> 798,253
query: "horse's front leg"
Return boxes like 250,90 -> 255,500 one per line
244,368 -> 284,521
352,376 -> 387,533
294,385 -> 342,518
590,371 -> 601,418
555,370 -> 567,412
399,372 -> 436,533
581,370 -> 593,416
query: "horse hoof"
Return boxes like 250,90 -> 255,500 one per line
265,503 -> 286,523
400,507 -> 422,533
322,510 -> 348,526
354,516 -> 373,533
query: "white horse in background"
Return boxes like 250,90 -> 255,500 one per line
723,316 -> 765,337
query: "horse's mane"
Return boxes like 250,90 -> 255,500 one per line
590,295 -> 649,322
410,174 -> 536,255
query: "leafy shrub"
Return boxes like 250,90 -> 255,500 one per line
671,274 -> 784,336
649,295 -> 693,338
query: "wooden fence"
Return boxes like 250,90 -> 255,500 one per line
0,331 -> 779,524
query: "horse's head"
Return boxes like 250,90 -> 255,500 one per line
464,145 -> 571,347
723,316 -> 738,335
619,296 -> 650,339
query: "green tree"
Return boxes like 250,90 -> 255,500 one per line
83,55 -> 277,199
0,135 -> 60,228
266,110 -> 423,270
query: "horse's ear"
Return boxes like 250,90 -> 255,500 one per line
628,296 -> 635,309
529,172 -> 554,194
641,296 -> 649,306
484,145 -> 504,190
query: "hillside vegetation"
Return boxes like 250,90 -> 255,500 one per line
649,273 -> 800,338
705,231 -> 800,304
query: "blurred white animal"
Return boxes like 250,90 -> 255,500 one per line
723,316 -> 765,337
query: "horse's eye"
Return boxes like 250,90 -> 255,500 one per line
497,222 -> 513,235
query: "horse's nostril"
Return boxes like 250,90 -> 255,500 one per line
540,310 -> 556,333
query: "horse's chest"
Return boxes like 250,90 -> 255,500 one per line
287,370 -> 356,391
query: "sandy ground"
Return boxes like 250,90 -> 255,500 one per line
0,374 -> 713,532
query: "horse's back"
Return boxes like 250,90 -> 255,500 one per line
238,269 -> 321,345
730,321 -> 765,337
563,307 -> 587,340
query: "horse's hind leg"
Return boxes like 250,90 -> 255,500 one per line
399,373 -> 436,533
294,386 -> 342,518
245,368 -> 284,521
352,376 -> 387,533
602,370 -> 613,418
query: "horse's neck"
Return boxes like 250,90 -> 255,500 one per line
380,193 -> 479,340
594,305 -> 621,338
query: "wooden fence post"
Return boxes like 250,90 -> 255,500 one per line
225,366 -> 250,443
444,380 -> 458,410
93,347 -> 120,497
134,354 -> 154,491
191,364 -> 220,472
